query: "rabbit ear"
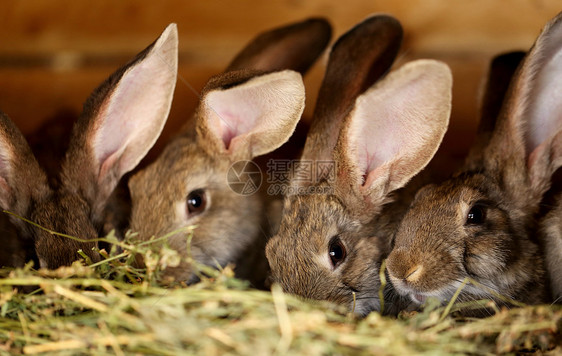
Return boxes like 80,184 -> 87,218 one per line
226,18 -> 332,75
63,23 -> 178,219
197,70 -> 305,160
478,52 -> 526,138
300,14 -> 403,164
465,51 -> 525,170
335,60 -> 452,213
0,111 -> 49,214
485,13 -> 562,196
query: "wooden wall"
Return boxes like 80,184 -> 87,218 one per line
0,0 -> 561,170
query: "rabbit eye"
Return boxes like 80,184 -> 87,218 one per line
328,236 -> 346,268
187,189 -> 207,215
466,204 -> 486,225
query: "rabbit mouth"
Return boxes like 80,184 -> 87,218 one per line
392,283 -> 428,305
411,293 -> 426,304
390,275 -> 451,305
402,287 -> 446,305
389,277 -> 430,303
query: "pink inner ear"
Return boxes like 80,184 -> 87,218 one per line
222,130 -> 236,150
361,147 -> 379,186
522,18 -> 562,154
204,82 -> 269,152
95,58 -> 172,175
202,70 -> 305,157
217,111 -> 242,150
342,60 -> 451,194
348,85 -> 424,187
92,24 -> 177,184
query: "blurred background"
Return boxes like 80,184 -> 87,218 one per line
0,0 -> 560,173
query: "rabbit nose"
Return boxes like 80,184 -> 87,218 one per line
387,249 -> 425,283
405,265 -> 423,283
386,249 -> 412,280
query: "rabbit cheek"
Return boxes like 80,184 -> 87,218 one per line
187,190 -> 263,281
31,194 -> 100,268
340,238 -> 385,314
461,208 -> 512,280
462,235 -> 508,280
264,235 -> 293,288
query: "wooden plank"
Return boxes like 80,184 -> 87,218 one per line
0,0 -> 560,163
0,0 -> 559,56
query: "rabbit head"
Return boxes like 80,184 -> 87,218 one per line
0,24 -> 178,269
127,18 -> 332,286
386,13 -> 562,311
265,14 -> 453,316
129,70 -> 305,284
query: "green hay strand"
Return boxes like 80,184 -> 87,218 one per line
0,218 -> 560,355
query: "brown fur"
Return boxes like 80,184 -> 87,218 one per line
126,18 -> 332,288
267,190 -> 388,314
387,173 -> 547,311
300,15 -> 402,164
464,51 -> 525,170
540,196 -> 562,302
129,131 -> 267,285
386,15 -> 562,313
265,15 -> 453,316
0,24 -> 178,269
334,61 -> 453,222
536,14 -> 562,304
226,18 -> 331,75
128,70 -> 305,287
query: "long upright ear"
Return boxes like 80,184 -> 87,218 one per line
335,60 -> 452,215
0,111 -> 49,215
63,23 -> 178,219
196,70 -> 305,160
300,14 -> 403,166
464,51 -> 525,170
226,18 -> 331,75
484,12 -> 562,197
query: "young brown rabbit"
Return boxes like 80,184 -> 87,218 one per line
265,15 -> 453,316
127,18 -> 331,287
386,13 -> 562,312
0,24 -> 178,269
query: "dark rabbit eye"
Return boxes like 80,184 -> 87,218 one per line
328,236 -> 346,268
466,204 -> 486,225
187,189 -> 207,215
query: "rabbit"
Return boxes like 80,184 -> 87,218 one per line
127,18 -> 332,288
385,12 -> 562,314
0,24 -> 178,269
265,14 -> 453,317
